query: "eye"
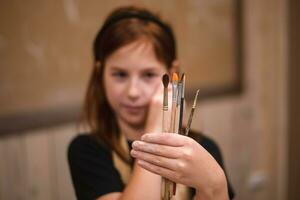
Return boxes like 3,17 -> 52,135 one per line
112,71 -> 127,79
142,72 -> 159,79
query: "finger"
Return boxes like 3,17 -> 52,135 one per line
137,160 -> 179,182
165,84 -> 172,125
132,141 -> 181,159
141,133 -> 189,147
153,81 -> 164,98
131,149 -> 177,171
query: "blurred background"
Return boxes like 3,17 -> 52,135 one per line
0,0 -> 299,200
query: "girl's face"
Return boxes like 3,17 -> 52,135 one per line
103,40 -> 167,129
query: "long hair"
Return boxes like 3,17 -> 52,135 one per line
84,6 -> 177,163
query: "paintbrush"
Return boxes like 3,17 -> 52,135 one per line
166,73 -> 178,199
185,89 -> 200,136
161,74 -> 169,200
175,76 -> 182,133
162,74 -> 169,131
172,73 -> 185,195
178,73 -> 185,135
170,73 -> 178,132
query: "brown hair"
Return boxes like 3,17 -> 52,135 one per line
84,6 -> 177,163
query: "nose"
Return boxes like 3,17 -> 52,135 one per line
127,77 -> 141,100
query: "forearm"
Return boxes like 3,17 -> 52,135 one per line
194,188 -> 229,200
119,160 -> 161,200
194,170 -> 229,200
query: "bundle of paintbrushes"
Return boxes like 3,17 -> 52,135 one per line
161,73 -> 199,200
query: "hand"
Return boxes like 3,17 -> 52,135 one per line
144,84 -> 172,133
130,133 -> 228,199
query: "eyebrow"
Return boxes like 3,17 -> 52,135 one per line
109,66 -> 126,71
109,65 -> 161,72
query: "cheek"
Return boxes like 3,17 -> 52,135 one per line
141,79 -> 161,100
103,74 -> 121,109
105,83 -> 122,107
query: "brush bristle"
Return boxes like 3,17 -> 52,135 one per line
162,74 -> 169,88
181,73 -> 185,82
172,73 -> 178,82
193,89 -> 200,107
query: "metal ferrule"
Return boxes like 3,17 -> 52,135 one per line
172,83 -> 177,102
163,88 -> 168,111
177,83 -> 182,107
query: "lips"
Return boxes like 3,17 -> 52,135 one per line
122,104 -> 145,114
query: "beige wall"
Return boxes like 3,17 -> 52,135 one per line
0,0 -> 289,200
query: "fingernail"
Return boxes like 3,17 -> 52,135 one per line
133,141 -> 142,148
132,141 -> 137,148
131,150 -> 137,156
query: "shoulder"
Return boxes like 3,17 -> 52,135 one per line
68,134 -> 111,165
67,134 -> 125,199
68,134 -> 92,150
69,133 -> 108,151
188,130 -> 220,151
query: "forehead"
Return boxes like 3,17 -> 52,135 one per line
105,39 -> 167,71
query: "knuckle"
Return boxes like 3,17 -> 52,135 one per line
154,156 -> 162,165
148,145 -> 155,153
154,145 -> 162,155
156,166 -> 163,174
176,161 -> 186,171
183,148 -> 193,158
179,146 -> 192,159
174,172 -> 183,180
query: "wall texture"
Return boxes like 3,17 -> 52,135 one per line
0,0 -> 289,200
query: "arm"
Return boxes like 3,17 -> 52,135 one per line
70,85 -> 172,200
97,162 -> 161,200
131,133 -> 230,200
69,134 -> 162,200
98,85 -> 166,200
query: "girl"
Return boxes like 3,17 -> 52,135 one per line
68,6 -> 234,200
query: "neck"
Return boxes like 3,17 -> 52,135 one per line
117,120 -> 144,141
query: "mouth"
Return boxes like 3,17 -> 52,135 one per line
122,104 -> 146,114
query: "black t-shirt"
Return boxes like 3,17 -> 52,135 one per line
68,131 -> 235,200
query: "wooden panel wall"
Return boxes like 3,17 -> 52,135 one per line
0,124 -> 77,200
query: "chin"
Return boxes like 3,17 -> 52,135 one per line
121,116 -> 145,129
126,119 -> 145,128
